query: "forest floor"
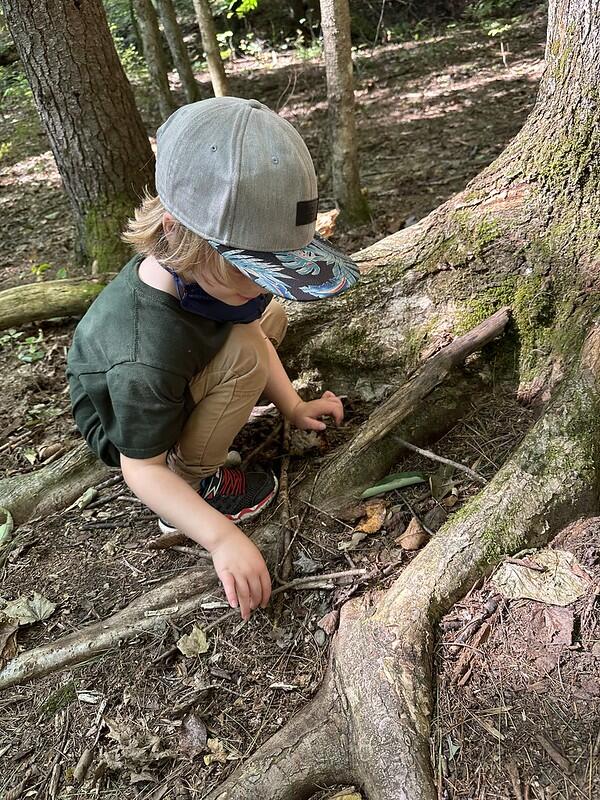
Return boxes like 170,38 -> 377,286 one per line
2,7 -> 599,800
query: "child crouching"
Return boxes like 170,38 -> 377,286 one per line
67,97 -> 359,620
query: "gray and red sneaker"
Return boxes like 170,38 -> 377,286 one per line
158,465 -> 278,534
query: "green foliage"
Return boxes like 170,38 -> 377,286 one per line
227,0 -> 260,20
30,262 -> 52,281
0,328 -> 46,364
109,22 -> 147,81
0,62 -> 32,107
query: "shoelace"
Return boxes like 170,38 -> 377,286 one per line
202,467 -> 246,498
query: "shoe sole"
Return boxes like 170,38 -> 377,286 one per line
157,474 -> 279,535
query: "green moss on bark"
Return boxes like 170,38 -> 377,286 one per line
81,195 -> 137,274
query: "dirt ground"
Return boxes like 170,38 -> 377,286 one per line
3,7 -> 598,800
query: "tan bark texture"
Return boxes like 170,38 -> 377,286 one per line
320,0 -> 370,225
192,0 -> 229,97
132,0 -> 176,120
155,0 -> 201,103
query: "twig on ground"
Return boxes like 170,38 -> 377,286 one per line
535,733 -> 574,774
392,435 -> 487,484
245,421 -> 282,466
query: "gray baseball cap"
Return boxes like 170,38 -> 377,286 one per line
155,97 -> 359,301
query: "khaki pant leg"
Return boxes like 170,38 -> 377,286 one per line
260,299 -> 288,347
168,322 -> 270,486
167,301 -> 289,487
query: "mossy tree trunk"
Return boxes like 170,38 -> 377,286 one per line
132,0 -> 177,120
283,0 -> 600,406
319,0 -> 370,226
0,0 -> 155,273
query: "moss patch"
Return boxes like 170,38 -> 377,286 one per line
82,194 -> 138,274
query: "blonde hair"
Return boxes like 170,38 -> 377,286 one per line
122,191 -> 231,284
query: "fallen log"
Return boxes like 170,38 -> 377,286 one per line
308,306 -> 510,509
0,277 -> 111,331
0,443 -> 110,526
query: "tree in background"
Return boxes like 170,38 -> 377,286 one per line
320,0 -> 370,226
132,0 -> 176,118
1,0 -> 155,273
155,0 -> 201,103
193,0 -> 229,97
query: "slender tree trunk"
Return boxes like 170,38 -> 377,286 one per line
320,0 -> 370,226
192,0 -> 229,97
132,0 -> 176,120
0,0 -> 155,273
155,0 -> 201,103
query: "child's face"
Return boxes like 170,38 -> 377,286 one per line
196,260 -> 264,306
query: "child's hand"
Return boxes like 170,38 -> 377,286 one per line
289,390 -> 344,431
211,524 -> 272,620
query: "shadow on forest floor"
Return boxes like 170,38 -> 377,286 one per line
0,10 -> 546,288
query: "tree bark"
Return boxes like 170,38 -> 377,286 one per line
0,443 -> 110,527
0,278 -> 110,331
132,0 -> 176,120
155,0 -> 201,103
0,0 -> 155,273
319,0 -> 369,226
192,0 -> 229,97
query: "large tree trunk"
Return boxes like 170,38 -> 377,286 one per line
0,0 -> 155,273
320,0 -> 370,226
192,0 -> 229,97
132,0 -> 176,120
155,0 -> 201,103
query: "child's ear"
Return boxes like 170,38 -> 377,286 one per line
162,212 -> 176,238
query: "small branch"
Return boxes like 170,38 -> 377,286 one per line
392,435 -> 487,484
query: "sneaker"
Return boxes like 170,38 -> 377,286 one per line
158,465 -> 278,534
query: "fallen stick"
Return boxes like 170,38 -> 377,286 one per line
0,443 -> 110,526
0,276 -> 111,331
0,524 -> 281,689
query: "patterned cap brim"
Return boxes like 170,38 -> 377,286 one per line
207,233 -> 360,301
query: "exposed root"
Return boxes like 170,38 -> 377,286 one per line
0,277 -> 111,331
0,443 -> 110,526
0,523 -> 281,690
206,326 -> 600,800
309,307 -> 510,509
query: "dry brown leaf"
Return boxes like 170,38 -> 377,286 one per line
0,620 -> 18,668
395,517 -> 428,551
316,208 -> 339,238
317,609 -> 340,635
179,713 -> 207,760
355,499 -> 387,534
177,625 -> 209,657
338,531 -> 367,552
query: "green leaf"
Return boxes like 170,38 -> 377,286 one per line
360,472 -> 425,499
0,508 -> 14,548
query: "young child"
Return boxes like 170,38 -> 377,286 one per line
67,97 -> 359,621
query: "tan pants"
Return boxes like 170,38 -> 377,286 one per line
167,300 -> 288,487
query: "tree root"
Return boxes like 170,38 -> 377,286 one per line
0,523 -> 281,690
308,307 -> 510,509
0,443 -> 110,526
205,327 -> 600,800
0,277 -> 111,331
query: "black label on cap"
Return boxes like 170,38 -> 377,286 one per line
296,197 -> 319,226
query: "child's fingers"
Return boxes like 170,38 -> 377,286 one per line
220,571 -> 238,609
304,417 -> 327,431
236,578 -> 252,620
248,574 -> 263,610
